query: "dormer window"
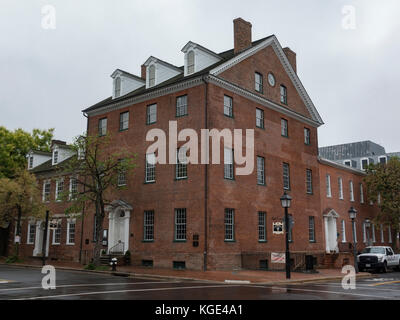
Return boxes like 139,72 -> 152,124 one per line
114,77 -> 121,98
149,65 -> 156,87
28,156 -> 33,169
53,150 -> 58,164
187,51 -> 195,74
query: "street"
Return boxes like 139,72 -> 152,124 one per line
0,265 -> 400,300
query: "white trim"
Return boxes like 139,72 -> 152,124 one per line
349,180 -> 354,202
66,218 -> 76,245
338,177 -> 344,200
209,36 -> 323,125
372,224 -> 376,243
52,219 -> 62,245
380,224 -> 384,243
378,155 -> 387,164
341,220 -> 346,243
388,225 -> 392,243
55,178 -> 64,202
326,174 -> 332,198
360,183 -> 365,204
360,157 -> 369,171
27,222 -> 36,244
343,159 -> 352,167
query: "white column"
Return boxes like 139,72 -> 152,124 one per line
324,217 -> 330,253
33,221 -> 42,256
108,211 -> 114,253
123,210 -> 130,252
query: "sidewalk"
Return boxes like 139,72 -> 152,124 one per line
0,257 -> 372,285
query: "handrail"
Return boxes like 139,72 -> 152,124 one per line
108,241 -> 124,254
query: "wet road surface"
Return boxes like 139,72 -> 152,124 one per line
1,265 -> 400,300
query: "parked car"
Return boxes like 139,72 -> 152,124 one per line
358,246 -> 400,273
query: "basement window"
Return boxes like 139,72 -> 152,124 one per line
173,261 -> 186,270
142,260 -> 153,267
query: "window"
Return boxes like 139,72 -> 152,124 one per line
117,160 -> 127,186
53,151 -> 58,164
309,217 -> 315,242
379,156 -> 387,165
256,108 -> 264,129
174,208 -> 186,241
119,112 -> 129,131
115,77 -> 121,98
372,224 -> 376,243
52,220 -> 61,245
69,177 -> 78,200
360,183 -> 364,204
363,222 -> 367,243
176,147 -> 188,179
149,65 -> 156,87
388,225 -> 392,243
380,224 -> 384,243
29,156 -> 33,169
224,95 -> 233,117
56,179 -> 64,201
257,156 -> 265,185
344,160 -> 351,167
255,72 -> 263,93
67,220 -> 76,245
349,181 -> 354,202
326,174 -> 332,198
258,212 -> 266,242
338,177 -> 344,200
283,163 -> 290,190
98,118 -> 107,136
224,208 -> 235,241
27,223 -> 36,244
145,153 -> 156,183
361,158 -> 369,170
304,128 -> 311,145
43,180 -> 51,202
176,95 -> 188,117
187,51 -> 195,74
280,85 -> 287,104
306,169 -> 313,194
146,104 -> 157,125
144,210 -> 154,241
353,221 -> 357,243
281,119 -> 288,137
341,220 -> 346,243
224,148 -> 234,180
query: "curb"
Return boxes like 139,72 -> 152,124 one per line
0,263 -> 374,285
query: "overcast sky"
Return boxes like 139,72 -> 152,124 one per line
1,0 -> 399,152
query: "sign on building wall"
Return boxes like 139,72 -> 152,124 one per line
271,252 -> 285,264
273,222 -> 283,234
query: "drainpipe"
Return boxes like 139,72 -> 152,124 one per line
79,112 -> 89,264
203,76 -> 209,271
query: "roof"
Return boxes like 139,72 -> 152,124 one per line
30,156 -> 76,174
28,150 -> 52,156
111,69 -> 145,82
318,157 -> 365,175
83,36 -> 274,114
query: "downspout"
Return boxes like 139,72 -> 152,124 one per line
203,76 -> 209,271
79,112 -> 89,264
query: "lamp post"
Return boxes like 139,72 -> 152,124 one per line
365,219 -> 371,247
280,192 -> 292,279
348,207 -> 359,273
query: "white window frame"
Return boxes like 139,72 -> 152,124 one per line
114,77 -> 121,98
257,156 -> 265,186
378,156 -> 387,165
388,225 -> 392,243
353,221 -> 357,243
146,104 -> 157,125
69,176 -> 78,200
256,108 -> 264,129
360,158 -> 369,170
28,156 -> 34,169
55,179 -> 64,202
52,219 -> 62,245
42,180 -> 51,202
27,222 -> 36,244
372,224 -> 376,243
360,183 -> 364,204
380,224 -> 384,243
349,181 -> 354,202
341,220 -> 346,243
338,177 -> 343,200
343,160 -> 351,167
223,95 -> 233,117
187,51 -> 195,75
326,174 -> 332,198
145,153 -> 156,183
53,150 -> 58,165
66,219 -> 76,245
363,222 -> 367,243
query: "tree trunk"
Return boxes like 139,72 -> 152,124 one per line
92,197 -> 105,267
15,205 -> 22,258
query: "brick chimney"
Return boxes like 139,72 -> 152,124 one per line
283,47 -> 297,73
233,18 -> 252,54
141,64 -> 146,80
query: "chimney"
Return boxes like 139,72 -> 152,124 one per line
233,18 -> 252,54
283,47 -> 297,73
51,140 -> 66,148
141,64 -> 146,80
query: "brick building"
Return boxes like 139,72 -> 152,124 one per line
5,18 -> 395,270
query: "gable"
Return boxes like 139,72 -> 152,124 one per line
210,36 -> 323,125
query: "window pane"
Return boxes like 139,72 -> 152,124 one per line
224,148 -> 234,179
120,112 -> 129,131
255,73 -> 263,93
145,153 -> 156,182
187,51 -> 195,74
224,95 -> 233,117
144,211 -> 154,241
257,156 -> 265,185
306,169 -> 312,194
149,65 -> 155,87
256,108 -> 264,128
176,95 -> 188,117
175,208 -> 186,241
309,217 -> 315,242
280,85 -> 287,104
224,208 -> 234,241
281,119 -> 288,137
147,104 -> 157,124
258,212 -> 266,241
176,147 -> 188,179
283,163 -> 290,190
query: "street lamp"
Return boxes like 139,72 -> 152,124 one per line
280,192 -> 292,279
348,207 -> 359,273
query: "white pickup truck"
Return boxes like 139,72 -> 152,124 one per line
358,246 -> 400,273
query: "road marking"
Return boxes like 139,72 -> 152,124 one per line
224,280 -> 251,284
0,281 -> 180,292
295,282 -> 400,294
0,280 -> 12,284
247,284 -> 393,300
13,284 -> 241,300
370,280 -> 400,287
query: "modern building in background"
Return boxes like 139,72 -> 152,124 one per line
5,19 -> 398,271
